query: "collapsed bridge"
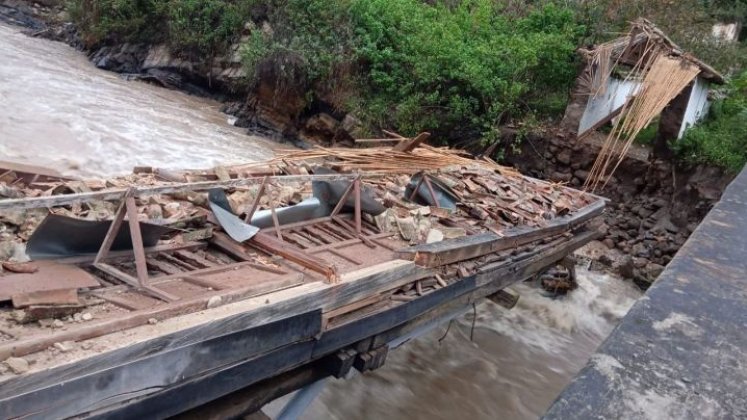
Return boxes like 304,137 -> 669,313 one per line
0,142 -> 604,418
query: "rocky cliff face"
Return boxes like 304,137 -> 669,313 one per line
503,130 -> 734,288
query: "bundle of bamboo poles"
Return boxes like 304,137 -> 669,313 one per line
584,22 -> 701,192
261,144 -> 519,176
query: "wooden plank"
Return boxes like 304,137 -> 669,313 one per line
392,132 -> 431,152
577,97 -> 633,141
146,258 -> 182,275
181,275 -> 228,291
175,250 -> 217,269
397,200 -> 604,267
54,242 -> 207,265
0,261 -> 100,301
0,273 -> 304,360
125,196 -> 150,286
245,176 -> 268,222
0,173 -> 391,211
93,191 -> 130,265
11,289 -> 80,308
0,261 -> 427,416
323,293 -> 383,323
249,233 -> 340,283
0,312 -> 321,420
94,263 -> 179,302
209,233 -> 251,261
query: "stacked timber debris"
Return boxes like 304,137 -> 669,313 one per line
0,137 -> 603,406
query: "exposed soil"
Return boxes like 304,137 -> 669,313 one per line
501,129 -> 735,288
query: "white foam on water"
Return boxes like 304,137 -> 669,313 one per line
304,267 -> 641,420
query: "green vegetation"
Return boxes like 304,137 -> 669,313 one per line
68,0 -> 747,170
68,0 -> 167,45
241,0 -> 584,139
675,71 -> 747,172
68,0 -> 249,57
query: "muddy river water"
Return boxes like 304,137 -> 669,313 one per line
0,24 -> 278,178
0,23 -> 642,419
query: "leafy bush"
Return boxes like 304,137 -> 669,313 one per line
69,0 -> 249,55
675,71 -> 747,172
68,0 -> 167,46
167,0 -> 249,58
240,0 -> 583,140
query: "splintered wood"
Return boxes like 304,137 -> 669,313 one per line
262,144 -> 519,176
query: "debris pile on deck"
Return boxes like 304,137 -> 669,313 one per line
0,136 -> 603,386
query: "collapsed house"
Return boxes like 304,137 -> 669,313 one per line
0,137 -> 603,417
561,19 -> 726,191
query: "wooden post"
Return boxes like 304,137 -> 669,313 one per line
245,176 -> 269,223
93,189 -> 133,265
330,176 -> 359,218
125,196 -> 149,287
353,178 -> 361,234
423,175 -> 440,208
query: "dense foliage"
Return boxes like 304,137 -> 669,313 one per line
676,71 -> 747,172
68,0 -> 249,58
576,0 -> 747,75
241,0 -> 584,139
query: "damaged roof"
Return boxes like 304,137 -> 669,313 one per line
579,18 -> 725,84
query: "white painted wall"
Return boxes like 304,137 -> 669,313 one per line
579,75 -> 710,140
712,23 -> 740,42
678,76 -> 711,139
578,77 -> 640,134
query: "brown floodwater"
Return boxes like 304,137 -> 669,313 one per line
0,23 -> 278,178
266,267 -> 641,420
0,23 -> 642,419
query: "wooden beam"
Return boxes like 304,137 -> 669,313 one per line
577,98 -> 633,141
125,196 -> 150,287
397,200 -> 604,267
249,233 -> 339,283
245,176 -> 268,222
392,132 -> 431,152
55,242 -> 207,265
0,173 -> 392,211
93,189 -> 132,265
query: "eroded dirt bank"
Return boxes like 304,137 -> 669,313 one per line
501,129 -> 734,287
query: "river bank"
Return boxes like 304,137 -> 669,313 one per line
501,129 -> 734,287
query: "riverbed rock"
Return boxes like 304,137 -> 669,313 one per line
300,113 -> 339,145
556,149 -> 572,165
5,357 -> 29,374
206,296 -> 222,309
645,262 -> 665,279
